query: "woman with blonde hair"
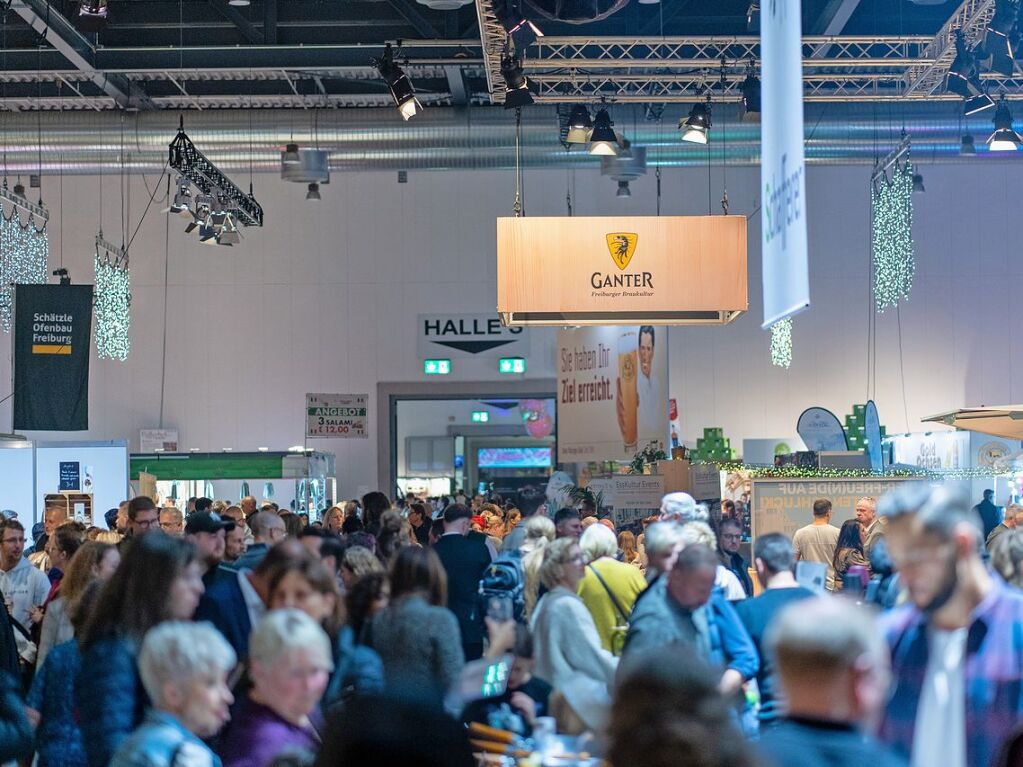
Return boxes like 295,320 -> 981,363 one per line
37,541 -> 120,668
340,546 -> 384,591
520,516 -> 556,621
323,506 -> 345,534
530,538 -> 617,729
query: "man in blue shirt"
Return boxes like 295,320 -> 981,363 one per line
734,532 -> 815,726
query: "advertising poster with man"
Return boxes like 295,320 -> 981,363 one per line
556,326 -> 669,463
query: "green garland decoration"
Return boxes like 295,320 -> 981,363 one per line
701,461 -> 1011,480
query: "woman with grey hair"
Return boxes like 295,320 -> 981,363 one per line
217,610 -> 334,767
642,522 -> 687,583
110,622 -> 235,767
577,524 -> 647,653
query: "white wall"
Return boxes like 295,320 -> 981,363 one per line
1,158 -> 1021,498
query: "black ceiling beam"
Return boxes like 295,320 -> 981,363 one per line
264,0 -> 278,44
385,0 -> 441,38
10,0 -> 153,109
207,0 -> 262,45
0,44 -> 484,73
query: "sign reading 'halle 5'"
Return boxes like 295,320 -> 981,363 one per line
497,215 -> 748,326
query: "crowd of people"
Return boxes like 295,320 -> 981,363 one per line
0,482 -> 1018,767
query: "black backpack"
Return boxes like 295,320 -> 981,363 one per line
478,553 -> 526,624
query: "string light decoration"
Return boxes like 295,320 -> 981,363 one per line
871,136 -> 915,313
705,461 -> 1009,480
93,235 -> 130,360
770,318 -> 793,368
0,187 -> 50,332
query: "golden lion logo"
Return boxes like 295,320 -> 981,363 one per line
606,233 -> 638,271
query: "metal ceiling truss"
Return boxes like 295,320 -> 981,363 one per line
474,0 -> 1011,105
0,0 -> 1007,110
902,0 -> 995,96
168,123 -> 264,226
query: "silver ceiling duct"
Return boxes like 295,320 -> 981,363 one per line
0,103 -> 1002,174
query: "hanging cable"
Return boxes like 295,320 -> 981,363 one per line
720,93 -> 729,214
655,167 -> 661,216
36,42 -> 43,205
565,168 -> 572,216
2,1 -> 8,186
513,107 -> 523,217
58,82 -> 63,270
158,173 -> 171,428
120,112 -> 126,248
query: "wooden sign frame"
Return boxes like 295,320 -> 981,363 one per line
497,215 -> 747,326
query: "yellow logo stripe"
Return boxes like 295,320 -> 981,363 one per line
32,345 -> 71,355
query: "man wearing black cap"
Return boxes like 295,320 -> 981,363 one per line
185,512 -> 235,589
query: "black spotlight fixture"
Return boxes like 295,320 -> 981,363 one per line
912,173 -> 925,192
988,95 -> 1023,151
501,50 -> 534,109
981,0 -> 1017,76
566,105 -> 593,144
680,98 -> 712,144
77,0 -> 108,31
739,68 -> 761,123
374,43 -> 422,121
164,177 -> 192,218
961,133 -> 977,154
947,30 -> 995,114
306,183 -> 321,201
588,108 -> 619,156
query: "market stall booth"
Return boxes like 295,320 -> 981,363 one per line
130,450 -> 336,517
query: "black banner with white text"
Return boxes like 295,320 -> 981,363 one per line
14,284 -> 93,431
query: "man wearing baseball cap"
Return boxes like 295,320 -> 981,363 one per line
185,512 -> 235,589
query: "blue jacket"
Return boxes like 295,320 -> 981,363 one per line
110,711 -> 221,767
323,626 -> 384,708
194,572 -> 253,661
0,670 -> 32,764
76,636 -> 148,767
623,580 -> 759,682
28,640 -> 85,767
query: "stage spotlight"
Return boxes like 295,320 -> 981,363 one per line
588,109 -> 619,156
740,71 -> 761,123
566,105 -> 593,144
501,51 -> 534,108
375,44 -> 422,121
680,100 -> 712,144
988,96 -> 1023,150
947,29 -> 993,113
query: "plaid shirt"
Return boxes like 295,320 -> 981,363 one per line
879,579 -> 1023,767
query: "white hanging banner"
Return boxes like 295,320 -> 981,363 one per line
760,0 -> 810,328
